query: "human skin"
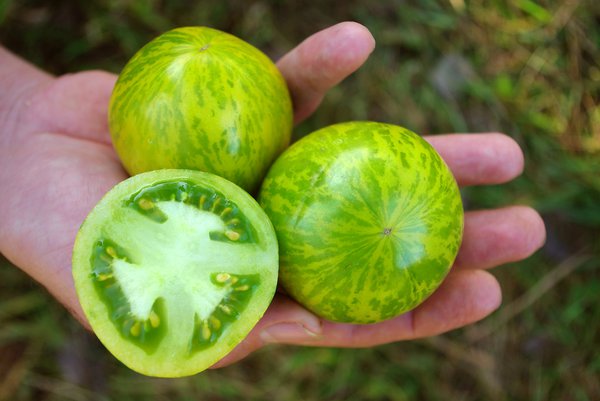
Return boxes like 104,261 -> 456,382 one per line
0,22 -> 545,367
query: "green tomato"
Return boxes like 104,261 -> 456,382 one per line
108,27 -> 293,193
72,170 -> 278,377
259,122 -> 463,324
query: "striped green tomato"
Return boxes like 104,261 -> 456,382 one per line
72,170 -> 278,377
108,27 -> 293,192
258,122 -> 464,324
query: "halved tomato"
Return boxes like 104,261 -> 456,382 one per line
72,169 -> 278,377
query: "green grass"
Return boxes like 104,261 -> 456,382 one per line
1,1 -> 599,400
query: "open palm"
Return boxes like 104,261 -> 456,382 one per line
0,22 -> 545,368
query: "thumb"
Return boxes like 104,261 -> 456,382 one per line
25,70 -> 117,144
276,21 -> 375,124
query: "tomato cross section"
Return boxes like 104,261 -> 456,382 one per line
92,195 -> 265,355
74,171 -> 278,376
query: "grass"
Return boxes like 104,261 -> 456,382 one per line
1,0 -> 599,400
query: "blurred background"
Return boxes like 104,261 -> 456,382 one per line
1,0 -> 599,400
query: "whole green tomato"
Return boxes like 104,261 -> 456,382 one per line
259,122 -> 464,324
108,27 -> 293,192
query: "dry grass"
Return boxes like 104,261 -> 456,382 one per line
1,1 -> 599,400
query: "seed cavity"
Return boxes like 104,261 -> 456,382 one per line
125,180 -> 257,243
189,273 -> 260,354
91,239 -> 167,354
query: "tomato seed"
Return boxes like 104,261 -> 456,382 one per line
138,198 -> 154,210
225,230 -> 240,241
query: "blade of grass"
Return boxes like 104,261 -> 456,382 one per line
0,292 -> 46,323
467,252 -> 593,342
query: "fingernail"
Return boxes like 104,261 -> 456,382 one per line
260,322 -> 322,344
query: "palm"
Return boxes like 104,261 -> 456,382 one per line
0,22 -> 545,367
0,78 -> 126,320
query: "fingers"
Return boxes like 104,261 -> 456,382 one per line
308,270 -> 500,347
26,70 -> 117,145
212,294 -> 322,368
277,22 -> 375,123
212,207 -> 543,366
23,23 -> 374,143
214,269 -> 502,363
454,206 -> 546,270
425,133 -> 524,186
0,46 -> 53,142
23,23 -> 374,142
214,205 -> 544,365
402,269 -> 502,339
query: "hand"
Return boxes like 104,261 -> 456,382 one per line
0,22 -> 545,368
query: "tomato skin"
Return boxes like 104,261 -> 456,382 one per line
259,122 -> 464,324
108,27 -> 293,193
72,169 -> 278,377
